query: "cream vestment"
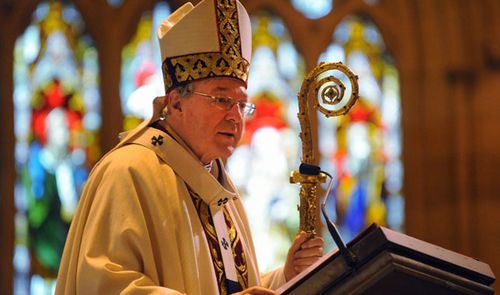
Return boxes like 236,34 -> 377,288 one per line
55,118 -> 286,294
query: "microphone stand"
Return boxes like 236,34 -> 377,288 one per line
320,169 -> 358,268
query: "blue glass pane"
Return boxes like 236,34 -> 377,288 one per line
292,0 -> 333,19
107,0 -> 124,7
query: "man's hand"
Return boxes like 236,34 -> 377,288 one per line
284,231 -> 324,281
234,286 -> 278,295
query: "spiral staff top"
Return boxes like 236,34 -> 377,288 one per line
291,61 -> 360,235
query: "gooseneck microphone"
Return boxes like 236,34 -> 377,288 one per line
300,163 -> 358,268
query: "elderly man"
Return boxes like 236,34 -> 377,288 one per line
56,0 -> 323,294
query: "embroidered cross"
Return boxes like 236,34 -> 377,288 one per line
217,197 -> 228,206
221,238 -> 229,250
151,135 -> 164,146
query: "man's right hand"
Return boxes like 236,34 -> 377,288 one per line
235,286 -> 278,295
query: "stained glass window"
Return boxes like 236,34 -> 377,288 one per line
318,15 -> 403,247
226,12 -> 306,271
292,0 -> 333,19
120,2 -> 170,130
107,0 -> 124,7
13,2 -> 100,294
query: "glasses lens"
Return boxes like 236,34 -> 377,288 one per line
242,103 -> 256,117
213,96 -> 232,110
196,92 -> 255,117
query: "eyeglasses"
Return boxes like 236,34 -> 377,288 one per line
192,91 -> 256,117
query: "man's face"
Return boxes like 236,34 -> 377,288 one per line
169,77 -> 248,164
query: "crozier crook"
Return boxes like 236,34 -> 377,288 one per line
290,62 -> 359,235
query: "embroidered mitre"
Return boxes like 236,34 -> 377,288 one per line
157,0 -> 252,93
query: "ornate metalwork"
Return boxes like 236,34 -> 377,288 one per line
291,62 -> 359,234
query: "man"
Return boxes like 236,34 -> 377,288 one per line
56,0 -> 323,294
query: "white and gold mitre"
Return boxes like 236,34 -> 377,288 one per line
157,0 -> 252,93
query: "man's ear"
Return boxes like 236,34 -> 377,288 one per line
167,90 -> 183,114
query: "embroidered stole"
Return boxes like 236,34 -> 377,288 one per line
189,189 -> 248,294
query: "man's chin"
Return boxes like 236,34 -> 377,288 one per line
216,145 -> 236,160
221,146 -> 235,159
210,138 -> 239,159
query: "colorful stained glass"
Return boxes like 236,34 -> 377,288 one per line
13,2 -> 100,294
226,12 -> 306,271
318,15 -> 403,248
120,2 -> 170,130
292,0 -> 333,19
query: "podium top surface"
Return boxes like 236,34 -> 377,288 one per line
350,224 -> 495,282
278,224 -> 495,294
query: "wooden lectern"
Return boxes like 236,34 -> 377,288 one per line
277,224 -> 496,294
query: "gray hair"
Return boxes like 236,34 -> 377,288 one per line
175,83 -> 194,97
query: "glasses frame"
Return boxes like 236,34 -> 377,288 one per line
192,91 -> 256,117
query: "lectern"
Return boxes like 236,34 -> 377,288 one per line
277,224 -> 496,294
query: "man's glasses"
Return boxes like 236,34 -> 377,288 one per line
192,91 -> 256,117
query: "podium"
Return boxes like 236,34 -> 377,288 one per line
277,224 -> 496,294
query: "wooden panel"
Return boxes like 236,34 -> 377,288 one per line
473,72 -> 500,290
0,1 -> 41,293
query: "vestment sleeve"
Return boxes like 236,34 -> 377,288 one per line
66,159 -> 184,294
260,266 -> 287,290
